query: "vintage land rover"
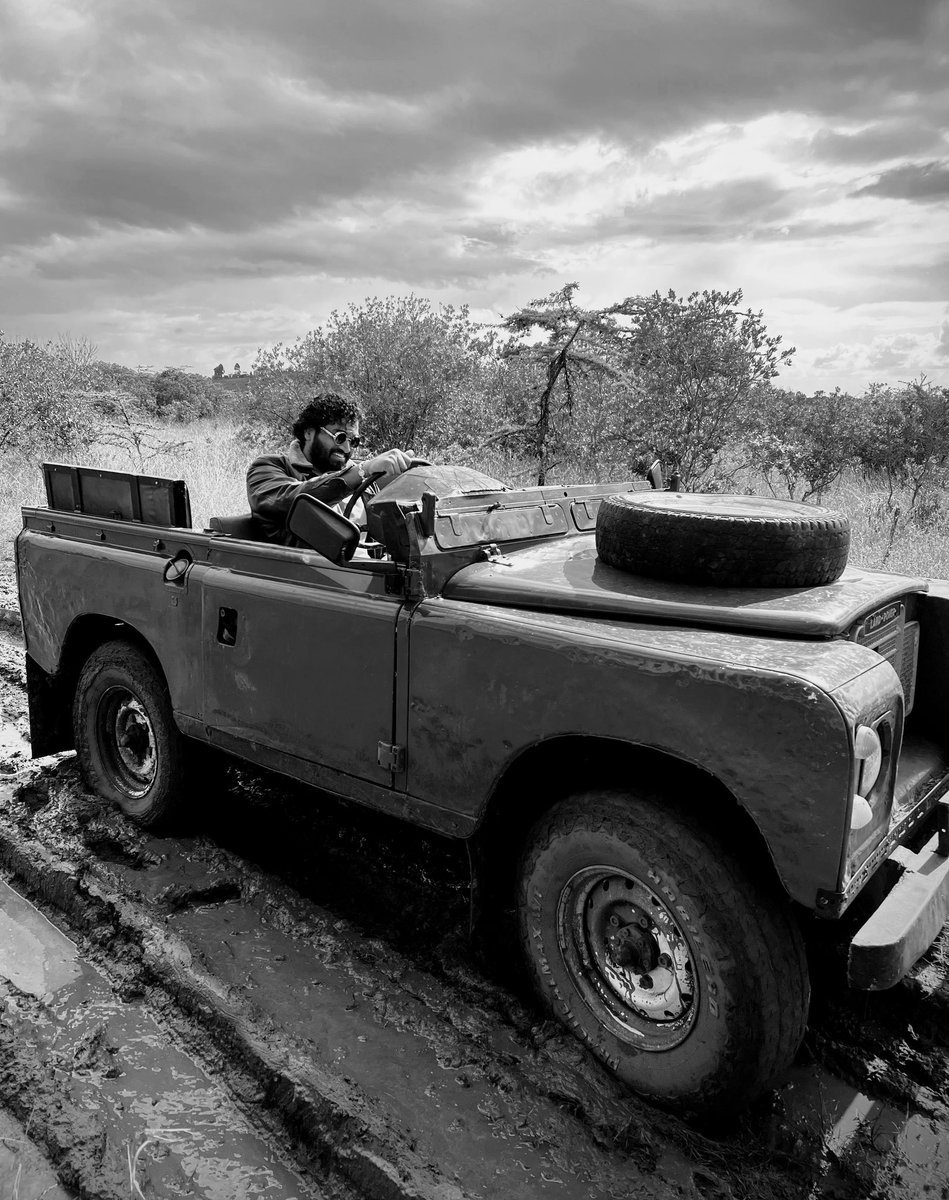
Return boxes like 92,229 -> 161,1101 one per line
15,460 -> 949,1113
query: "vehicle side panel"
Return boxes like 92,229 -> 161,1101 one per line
406,599 -> 880,906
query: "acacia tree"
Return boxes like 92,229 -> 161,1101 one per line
498,284 -> 623,484
608,289 -> 795,488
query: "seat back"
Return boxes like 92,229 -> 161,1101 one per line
208,513 -> 267,540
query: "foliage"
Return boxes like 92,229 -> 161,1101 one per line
851,377 -> 949,508
150,368 -> 224,421
83,362 -> 225,424
495,286 -> 794,489
745,388 -> 858,501
3,288 -> 947,549
249,295 -> 502,454
606,289 -> 795,488
0,332 -> 100,458
498,283 -> 625,485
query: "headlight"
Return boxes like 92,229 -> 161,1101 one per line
854,724 -> 883,797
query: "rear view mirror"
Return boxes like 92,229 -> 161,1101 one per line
287,493 -> 359,564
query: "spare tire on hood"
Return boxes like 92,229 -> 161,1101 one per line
595,492 -> 850,588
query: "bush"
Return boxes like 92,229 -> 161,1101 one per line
852,377 -> 949,512
248,296 -> 503,454
0,333 -> 100,459
608,289 -> 795,489
150,368 -> 225,421
745,387 -> 857,501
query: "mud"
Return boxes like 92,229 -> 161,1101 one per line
0,617 -> 947,1200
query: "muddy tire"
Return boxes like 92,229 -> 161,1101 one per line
595,492 -> 850,587
73,641 -> 187,828
518,791 -> 810,1113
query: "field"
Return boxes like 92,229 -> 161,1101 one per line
2,413 -> 947,582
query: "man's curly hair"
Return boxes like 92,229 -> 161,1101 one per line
292,393 -> 363,444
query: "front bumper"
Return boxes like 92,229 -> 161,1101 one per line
848,798 -> 949,989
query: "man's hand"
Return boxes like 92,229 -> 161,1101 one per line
359,448 -> 415,489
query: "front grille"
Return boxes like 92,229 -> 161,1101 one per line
852,601 -> 919,714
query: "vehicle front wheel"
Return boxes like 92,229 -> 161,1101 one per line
73,640 -> 187,828
518,790 -> 810,1113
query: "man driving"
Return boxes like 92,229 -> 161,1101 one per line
247,392 -> 414,545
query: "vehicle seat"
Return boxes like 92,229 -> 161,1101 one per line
208,513 -> 267,540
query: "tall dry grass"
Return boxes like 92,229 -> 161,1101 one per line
3,414 -> 948,580
2,417 -> 251,553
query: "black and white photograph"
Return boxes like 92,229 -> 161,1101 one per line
0,1 -> 948,1196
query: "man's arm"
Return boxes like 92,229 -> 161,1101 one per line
247,455 -> 358,525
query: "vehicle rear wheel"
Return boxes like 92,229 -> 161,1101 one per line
73,640 -> 187,828
518,790 -> 810,1113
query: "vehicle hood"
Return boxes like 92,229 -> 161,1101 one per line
441,534 -> 928,637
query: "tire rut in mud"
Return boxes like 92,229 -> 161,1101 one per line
0,780 -> 464,1200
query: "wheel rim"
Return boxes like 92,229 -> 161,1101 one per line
96,687 -> 158,798
557,866 -> 698,1051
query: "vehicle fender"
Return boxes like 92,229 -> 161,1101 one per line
406,600 -> 887,907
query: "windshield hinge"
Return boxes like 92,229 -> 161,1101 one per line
377,742 -> 406,773
480,543 -> 513,566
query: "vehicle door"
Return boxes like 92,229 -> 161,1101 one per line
201,540 -> 403,786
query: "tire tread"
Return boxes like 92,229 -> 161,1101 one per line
518,790 -> 809,1111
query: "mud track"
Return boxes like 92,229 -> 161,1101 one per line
0,616 -> 946,1199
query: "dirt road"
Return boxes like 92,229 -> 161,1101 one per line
0,613 -> 946,1200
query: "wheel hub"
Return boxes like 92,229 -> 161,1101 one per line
98,689 -> 158,797
114,699 -> 157,782
558,868 -> 698,1051
607,914 -> 660,973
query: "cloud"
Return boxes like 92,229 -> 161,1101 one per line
0,0 -> 947,385
808,322 -> 947,384
3,0 -> 947,247
852,160 -> 949,202
937,319 -> 949,357
787,0 -> 948,41
810,121 -> 946,165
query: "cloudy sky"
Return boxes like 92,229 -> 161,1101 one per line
1,0 -> 947,392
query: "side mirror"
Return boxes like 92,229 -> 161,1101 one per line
287,493 -> 359,564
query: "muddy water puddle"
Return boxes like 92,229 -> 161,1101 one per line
0,877 -> 322,1200
753,1062 -> 949,1198
0,875 -> 82,996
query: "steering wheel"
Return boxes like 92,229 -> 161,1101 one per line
343,470 -> 385,520
342,458 -> 431,520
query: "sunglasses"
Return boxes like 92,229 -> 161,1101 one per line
320,427 -> 362,450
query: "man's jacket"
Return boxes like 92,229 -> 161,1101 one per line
247,441 -> 354,545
